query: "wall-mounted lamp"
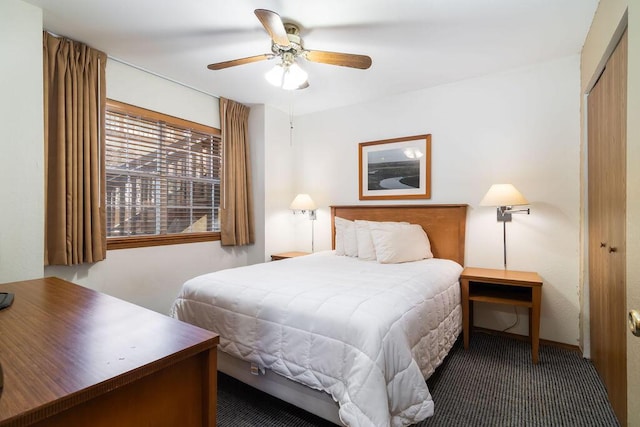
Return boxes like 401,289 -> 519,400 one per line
290,193 -> 317,252
480,184 -> 530,269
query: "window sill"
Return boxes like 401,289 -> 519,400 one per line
107,232 -> 221,250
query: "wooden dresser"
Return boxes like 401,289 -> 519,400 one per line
0,277 -> 219,427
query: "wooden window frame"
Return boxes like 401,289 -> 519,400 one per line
105,99 -> 221,250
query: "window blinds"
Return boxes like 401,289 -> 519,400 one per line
105,108 -> 221,237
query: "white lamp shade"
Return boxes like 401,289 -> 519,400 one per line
480,184 -> 528,207
283,63 -> 308,90
265,62 -> 308,90
290,194 -> 316,211
264,63 -> 285,87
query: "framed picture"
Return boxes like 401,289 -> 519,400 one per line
359,134 -> 431,200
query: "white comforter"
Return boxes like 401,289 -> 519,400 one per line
171,251 -> 462,427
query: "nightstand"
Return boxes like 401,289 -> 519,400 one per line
460,267 -> 543,363
270,251 -> 311,261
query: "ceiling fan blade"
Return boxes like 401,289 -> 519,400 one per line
254,9 -> 290,48
305,50 -> 372,69
207,54 -> 272,70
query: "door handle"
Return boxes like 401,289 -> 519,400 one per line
630,310 -> 640,337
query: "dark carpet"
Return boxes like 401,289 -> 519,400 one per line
217,332 -> 619,426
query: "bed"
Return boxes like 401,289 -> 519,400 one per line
171,204 -> 467,426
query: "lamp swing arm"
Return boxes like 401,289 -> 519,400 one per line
505,206 -> 531,215
497,205 -> 530,222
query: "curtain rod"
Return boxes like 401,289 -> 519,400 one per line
107,56 -> 220,100
43,31 -> 218,100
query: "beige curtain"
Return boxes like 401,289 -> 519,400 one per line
219,98 -> 255,246
43,32 -> 107,265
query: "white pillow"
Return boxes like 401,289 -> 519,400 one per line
369,223 -> 433,263
354,220 -> 376,260
334,217 -> 346,255
355,220 -> 408,261
334,217 -> 358,257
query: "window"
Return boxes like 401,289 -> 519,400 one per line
105,100 -> 221,249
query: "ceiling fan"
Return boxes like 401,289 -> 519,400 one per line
207,9 -> 372,90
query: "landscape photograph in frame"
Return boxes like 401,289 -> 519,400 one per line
359,134 -> 431,200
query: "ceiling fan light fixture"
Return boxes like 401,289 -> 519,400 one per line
208,9 -> 371,90
264,63 -> 285,86
265,61 -> 308,90
283,62 -> 308,90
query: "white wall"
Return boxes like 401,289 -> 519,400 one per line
290,56 -> 582,345
45,58 -> 254,315
0,0 -> 44,283
106,60 -> 219,128
264,106 -> 298,258
248,104 -> 299,262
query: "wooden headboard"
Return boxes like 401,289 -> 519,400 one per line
331,204 -> 468,265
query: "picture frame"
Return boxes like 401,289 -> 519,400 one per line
359,134 -> 431,200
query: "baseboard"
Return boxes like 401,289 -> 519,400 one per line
472,327 -> 581,353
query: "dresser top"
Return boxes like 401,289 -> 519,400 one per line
0,277 -> 218,425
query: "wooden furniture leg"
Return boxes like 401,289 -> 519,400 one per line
531,286 -> 542,364
461,277 -> 470,349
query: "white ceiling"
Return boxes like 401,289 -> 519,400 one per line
25,0 -> 598,116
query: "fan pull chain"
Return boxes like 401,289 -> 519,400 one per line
289,95 -> 295,147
